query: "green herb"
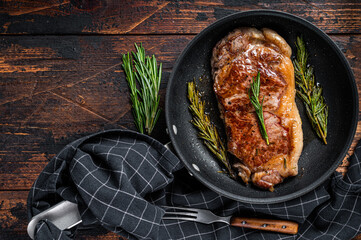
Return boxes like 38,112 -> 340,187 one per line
284,158 -> 287,169
122,52 -> 143,133
122,43 -> 162,135
293,37 -> 328,144
249,72 -> 269,145
188,81 -> 236,179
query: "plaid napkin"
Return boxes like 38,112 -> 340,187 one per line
28,129 -> 361,239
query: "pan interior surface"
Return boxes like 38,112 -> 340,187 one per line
165,10 -> 358,204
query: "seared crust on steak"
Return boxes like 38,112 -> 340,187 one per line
211,28 -> 303,191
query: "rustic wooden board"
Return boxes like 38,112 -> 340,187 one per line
0,35 -> 189,105
0,35 -> 360,190
0,34 -> 361,239
1,1 -> 361,239
0,0 -> 360,35
0,191 -> 27,233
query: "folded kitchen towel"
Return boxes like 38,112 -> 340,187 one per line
27,129 -> 361,239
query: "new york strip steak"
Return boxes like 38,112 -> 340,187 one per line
211,28 -> 303,191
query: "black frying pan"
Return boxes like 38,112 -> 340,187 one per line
165,10 -> 358,204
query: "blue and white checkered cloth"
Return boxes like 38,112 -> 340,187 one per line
28,129 -> 361,239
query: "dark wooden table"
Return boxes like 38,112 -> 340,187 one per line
1,1 -> 360,239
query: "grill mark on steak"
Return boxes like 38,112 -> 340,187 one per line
212,27 -> 303,191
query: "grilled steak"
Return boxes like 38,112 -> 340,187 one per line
211,28 -> 303,191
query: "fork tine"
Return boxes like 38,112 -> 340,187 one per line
163,211 -> 198,218
161,206 -> 198,212
162,216 -> 197,221
164,212 -> 198,218
162,206 -> 198,218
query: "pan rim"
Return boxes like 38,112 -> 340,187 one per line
165,9 -> 358,204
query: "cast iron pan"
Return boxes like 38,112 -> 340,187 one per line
165,10 -> 358,204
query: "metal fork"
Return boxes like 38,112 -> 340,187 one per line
162,206 -> 298,235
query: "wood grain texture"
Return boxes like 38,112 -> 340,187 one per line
230,216 -> 298,234
0,35 -> 360,191
0,190 -> 122,239
1,1 -> 361,239
0,0 -> 361,34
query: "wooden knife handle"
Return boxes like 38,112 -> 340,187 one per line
230,216 -> 298,234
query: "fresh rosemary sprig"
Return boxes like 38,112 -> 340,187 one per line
293,36 -> 328,144
187,81 -> 236,179
122,43 -> 162,135
122,52 -> 143,133
249,72 -> 269,145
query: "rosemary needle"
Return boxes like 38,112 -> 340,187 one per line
293,36 -> 328,144
122,43 -> 162,135
122,52 -> 144,133
187,81 -> 236,179
249,72 -> 270,145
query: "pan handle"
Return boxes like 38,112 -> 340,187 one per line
27,201 -> 82,239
